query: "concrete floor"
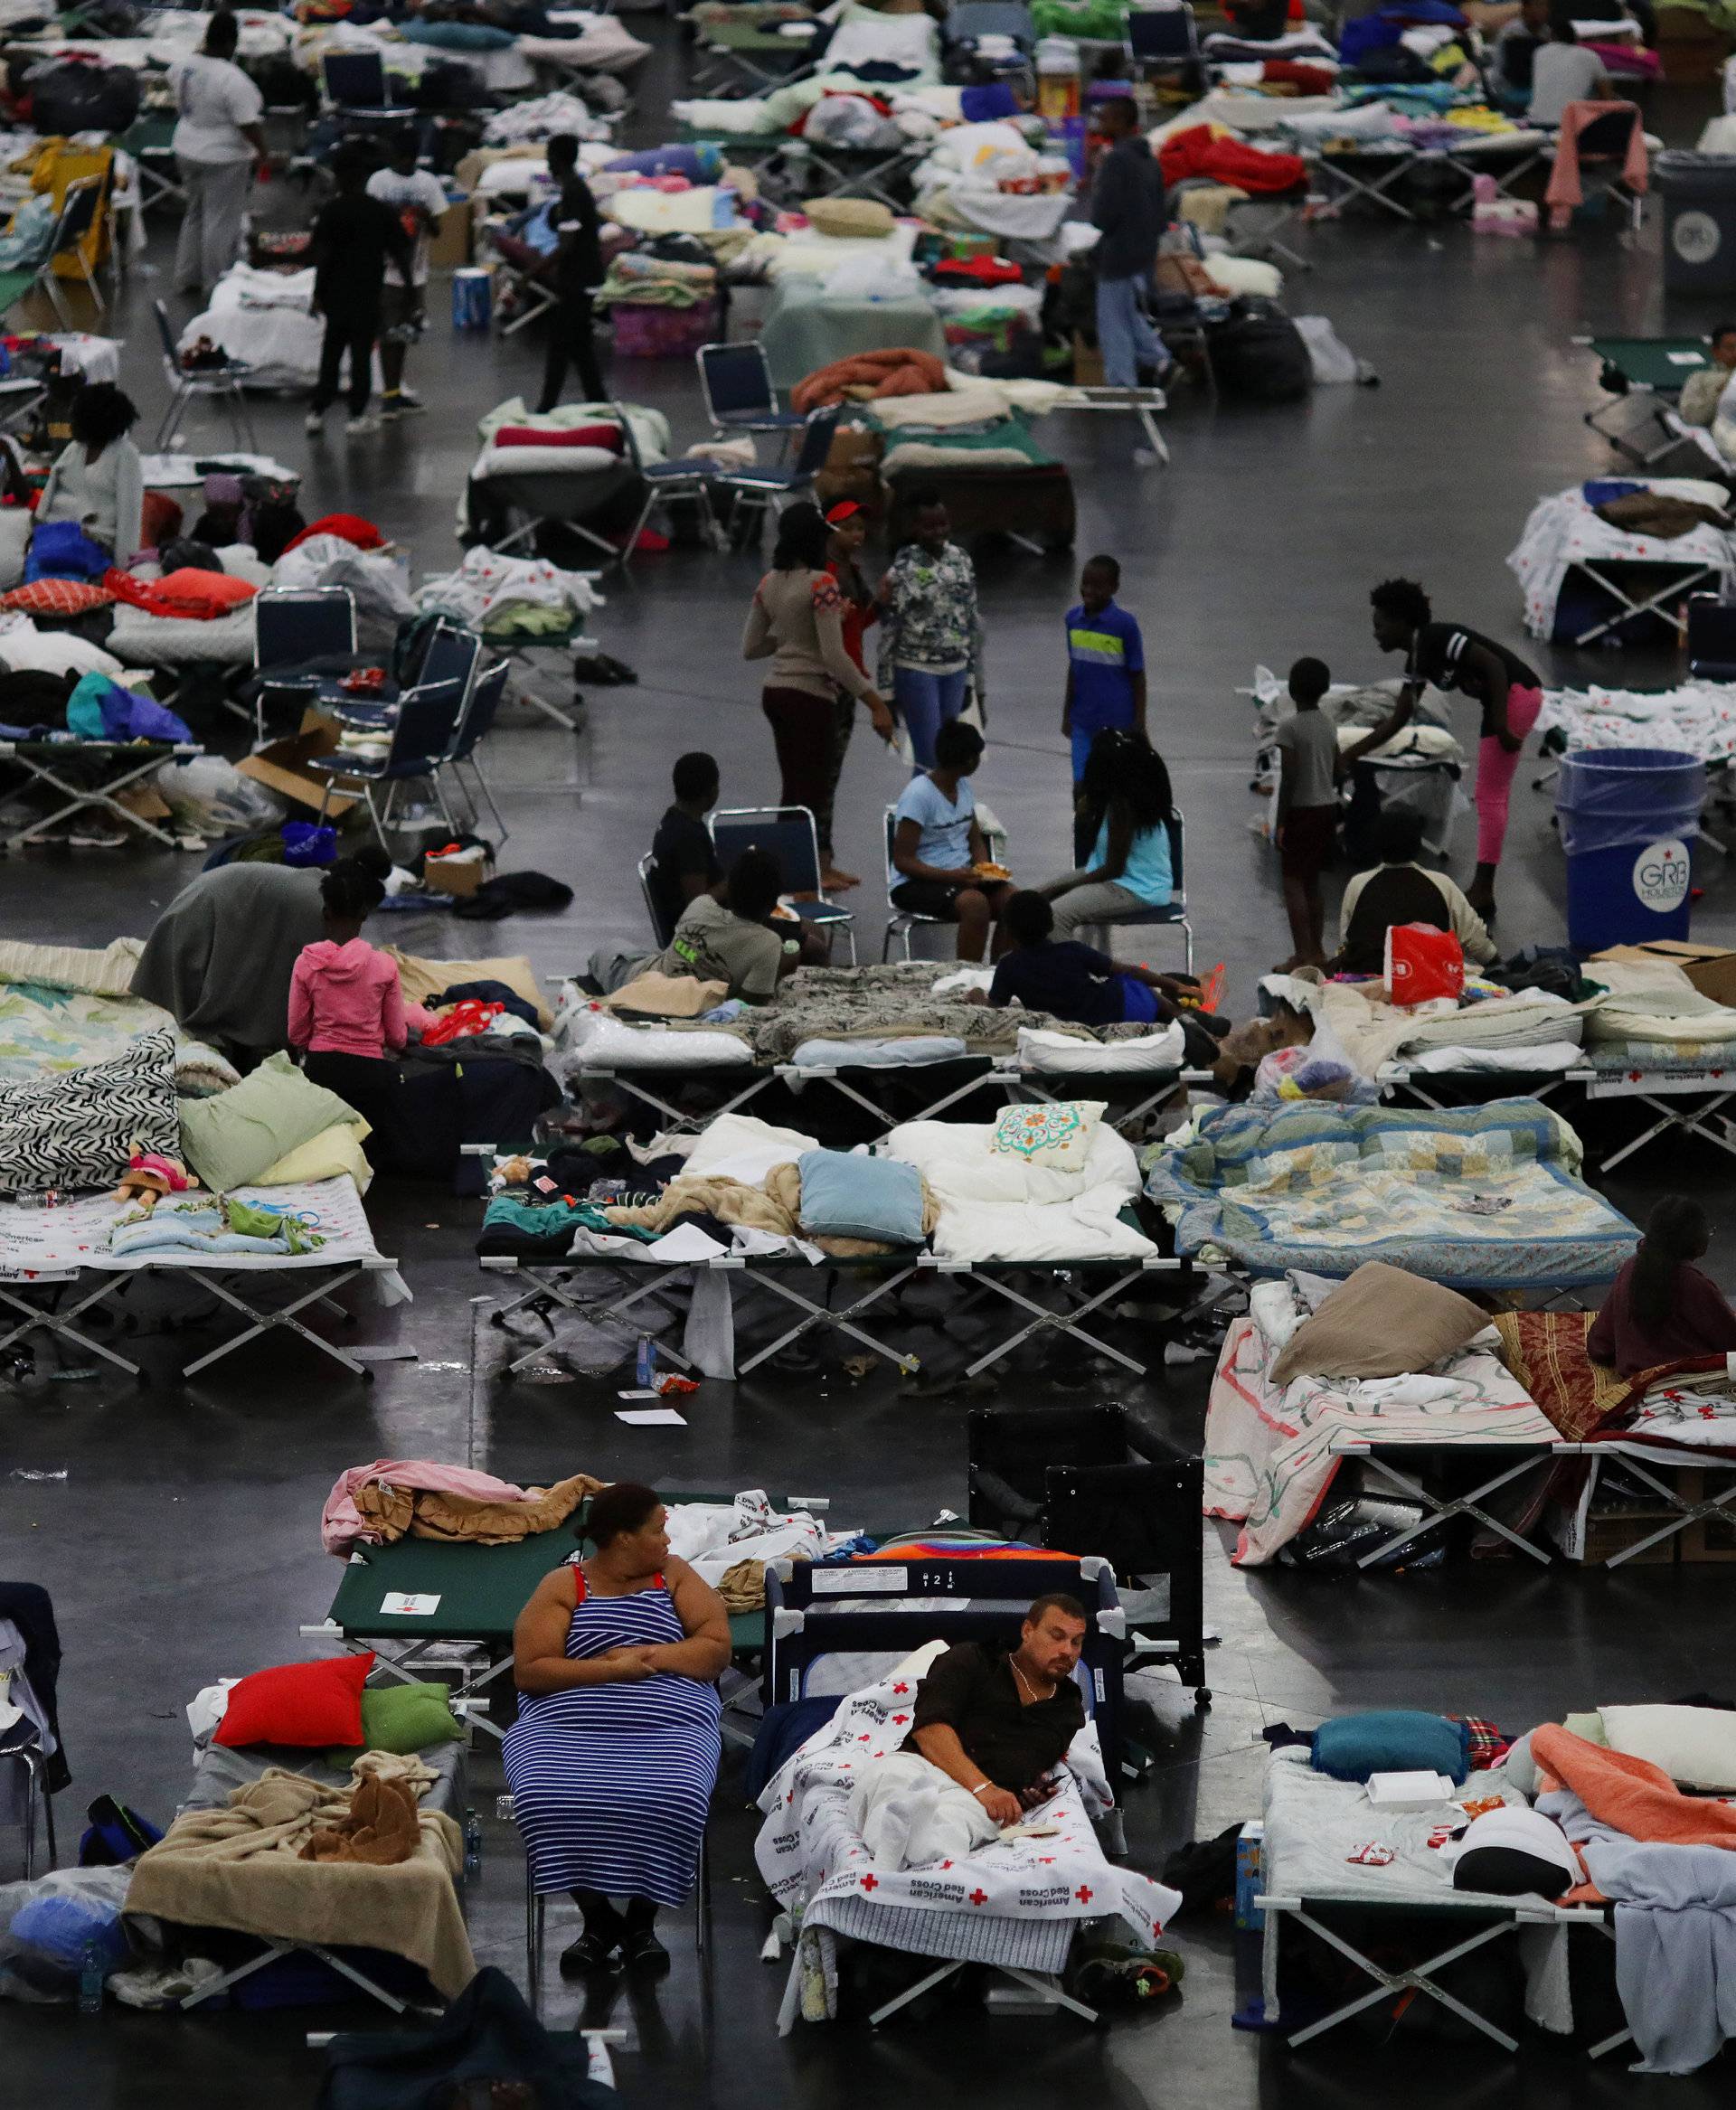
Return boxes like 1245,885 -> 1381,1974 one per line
3,41 -> 1736,2106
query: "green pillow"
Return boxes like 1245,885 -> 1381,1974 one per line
326,1681 -> 465,1766
179,1050 -> 359,1193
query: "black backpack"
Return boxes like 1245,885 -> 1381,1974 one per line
1207,297 -> 1312,403
28,59 -> 138,134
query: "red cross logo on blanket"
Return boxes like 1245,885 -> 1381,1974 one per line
1037,1857 -> 1055,1865
892,1682 -> 909,1694
968,1889 -> 987,1907
860,1874 -> 879,1892
1075,1886 -> 1094,1905
892,1714 -> 909,1725
939,1860 -> 953,1870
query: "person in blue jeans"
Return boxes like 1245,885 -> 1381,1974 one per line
1061,555 -> 1146,858
1090,98 -> 1168,390
878,492 -> 984,771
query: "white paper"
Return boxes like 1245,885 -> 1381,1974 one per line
645,1222 -> 730,1262
616,1408 -> 688,1426
353,1344 -> 419,1362
811,1565 -> 908,1593
381,1592 -> 441,1615
1668,351 -> 1707,366
618,1388 -> 660,1400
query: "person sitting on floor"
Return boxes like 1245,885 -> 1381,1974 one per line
1040,729 -> 1175,940
505,1481 -> 730,1975
849,1595 -> 1089,1866
590,849 -> 798,1004
1331,809 -> 1496,975
1588,1195 -> 1736,1376
647,749 -> 724,945
891,719 -> 1013,963
985,890 -> 1230,1071
1526,14 -> 1613,126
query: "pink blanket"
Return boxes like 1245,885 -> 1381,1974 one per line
1533,1724 -> 1736,1848
1545,99 -> 1646,225
323,1459 -> 531,1556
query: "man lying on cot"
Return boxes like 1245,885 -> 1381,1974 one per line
849,1594 -> 1089,1868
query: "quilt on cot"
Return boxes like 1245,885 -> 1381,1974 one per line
1145,1099 -> 1638,1287
0,982 -> 239,1096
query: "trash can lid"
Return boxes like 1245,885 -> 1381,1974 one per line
1654,151 -> 1736,195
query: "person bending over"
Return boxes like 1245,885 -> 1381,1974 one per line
849,1596 -> 1089,1869
1334,809 -> 1495,974
505,1482 -> 729,1975
891,718 -> 1013,962
1589,1195 -> 1736,1376
1346,577 -> 1543,923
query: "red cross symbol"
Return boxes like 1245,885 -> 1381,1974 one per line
939,1860 -> 953,1870
892,1682 -> 909,1694
858,1733 -> 870,1743
968,1889 -> 987,1907
1037,1856 -> 1056,1864
1075,1885 -> 1094,1905
892,1714 -> 909,1725
860,1873 -> 879,1892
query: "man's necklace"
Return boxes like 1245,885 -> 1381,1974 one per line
1011,1657 -> 1054,1704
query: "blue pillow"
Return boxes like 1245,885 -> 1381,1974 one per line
401,19 -> 514,47
1311,1710 -> 1469,1786
797,1149 -> 924,1246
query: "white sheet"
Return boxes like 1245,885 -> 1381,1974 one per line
1508,485 -> 1736,641
887,1116 -> 1155,1262
1017,1023 -> 1184,1074
0,1175 -> 386,1278
561,1007 -> 752,1072
683,1111 -> 819,1186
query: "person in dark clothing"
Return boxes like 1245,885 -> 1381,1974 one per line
536,131 -> 606,415
305,146 -> 414,437
1090,97 -> 1168,391
646,749 -> 723,943
1589,1196 -> 1736,1377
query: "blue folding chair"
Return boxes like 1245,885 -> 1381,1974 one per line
711,407 -> 841,548
250,586 -> 357,743
1075,806 -> 1194,972
711,805 -> 856,964
436,658 -> 511,843
696,341 -> 806,457
618,404 -> 723,567
310,676 -> 466,847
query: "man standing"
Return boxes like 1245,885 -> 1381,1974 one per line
366,129 -> 449,421
305,146 -> 414,438
1090,97 -> 1169,390
536,132 -> 606,414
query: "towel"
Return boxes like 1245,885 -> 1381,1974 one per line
1545,99 -> 1646,222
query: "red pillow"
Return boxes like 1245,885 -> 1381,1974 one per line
493,423 -> 622,451
213,1652 -> 375,1749
149,567 -> 258,618
0,578 -> 113,615
281,513 -> 388,555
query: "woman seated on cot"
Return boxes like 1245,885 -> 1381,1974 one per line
505,1482 -> 730,1978
1589,1195 -> 1736,1376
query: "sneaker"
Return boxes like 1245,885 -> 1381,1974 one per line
345,413 -> 379,436
380,391 -> 426,419
303,410 -> 324,435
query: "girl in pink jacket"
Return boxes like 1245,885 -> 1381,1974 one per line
287,861 -> 407,1058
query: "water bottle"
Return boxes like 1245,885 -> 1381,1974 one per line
79,1938 -> 104,2015
464,1806 -> 482,1882
635,1335 -> 656,1389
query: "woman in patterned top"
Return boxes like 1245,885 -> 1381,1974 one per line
878,492 -> 985,771
742,503 -> 892,890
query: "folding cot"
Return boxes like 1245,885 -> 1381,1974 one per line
307,1493 -> 830,1742
1300,126 -> 1551,228
0,1173 -> 400,1382
757,1553 -> 1171,2027
0,732 -> 203,851
1580,333 -> 1713,465
1509,483 -> 1736,651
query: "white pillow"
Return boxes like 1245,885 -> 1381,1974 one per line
988,1098 -> 1104,1171
1599,1704 -> 1736,1790
1017,1024 -> 1185,1074
0,630 -> 122,680
683,1111 -> 819,1187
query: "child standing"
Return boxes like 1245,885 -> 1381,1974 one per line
1274,655 -> 1340,971
1061,555 -> 1146,860
305,146 -> 415,438
287,862 -> 408,1066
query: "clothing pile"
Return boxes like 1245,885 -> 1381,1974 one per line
323,1457 -> 603,1554
420,545 -> 606,636
108,1192 -> 329,1259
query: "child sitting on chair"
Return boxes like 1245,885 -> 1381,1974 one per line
1589,1195 -> 1736,1376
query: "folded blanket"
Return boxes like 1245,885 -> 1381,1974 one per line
1533,1725 -> 1736,1848
300,1768 -> 420,1866
351,1472 -> 602,1549
791,345 -> 949,412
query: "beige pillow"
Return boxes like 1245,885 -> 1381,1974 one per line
1269,1262 -> 1490,1388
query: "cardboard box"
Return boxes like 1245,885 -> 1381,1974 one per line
1590,940 -> 1736,1009
424,845 -> 486,899
1071,332 -> 1104,388
428,200 -> 471,273
1582,1507 -> 1678,1566
235,712 -> 357,819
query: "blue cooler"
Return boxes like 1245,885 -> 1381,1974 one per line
452,268 -> 492,332
1556,747 -> 1703,951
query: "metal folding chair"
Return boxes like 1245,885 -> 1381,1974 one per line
1125,0 -> 1203,93
711,406 -> 840,549
618,402 -> 723,565
250,586 -> 357,743
1548,101 -> 1646,233
152,297 -> 257,450
882,805 -> 952,961
437,658 -> 511,842
696,340 -> 806,457
711,804 -> 855,962
310,677 -> 467,846
639,849 -> 674,945
1074,806 -> 1194,972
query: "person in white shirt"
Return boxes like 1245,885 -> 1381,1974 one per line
364,128 -> 449,420
1527,18 -> 1613,126
170,8 -> 265,297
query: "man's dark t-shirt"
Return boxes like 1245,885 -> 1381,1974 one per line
909,1642 -> 1085,1793
991,940 -> 1126,1027
648,806 -> 721,940
311,193 -> 413,318
552,175 -> 603,298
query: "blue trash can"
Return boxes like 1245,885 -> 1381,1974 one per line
1555,747 -> 1703,951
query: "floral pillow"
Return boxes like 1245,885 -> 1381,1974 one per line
988,1099 -> 1103,1171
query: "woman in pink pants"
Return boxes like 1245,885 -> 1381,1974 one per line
1347,578 -> 1543,925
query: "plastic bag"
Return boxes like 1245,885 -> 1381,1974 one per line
1386,921 -> 1464,1005
0,1865 -> 134,1993
1294,314 -> 1360,386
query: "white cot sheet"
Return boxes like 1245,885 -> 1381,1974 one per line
0,1175 -> 386,1277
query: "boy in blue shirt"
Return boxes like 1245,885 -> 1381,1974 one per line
1061,555 -> 1145,856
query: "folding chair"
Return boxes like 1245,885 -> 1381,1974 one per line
118,114 -> 186,214
0,177 -> 106,328
711,804 -> 855,962
152,297 -> 257,450
882,805 -> 952,961
618,403 -> 723,566
1125,0 -> 1204,95
1074,806 -> 1194,971
250,586 -> 357,743
967,1403 -> 1209,1710
639,850 -> 674,945
711,407 -> 840,549
696,340 -> 806,457
309,677 -> 467,846
436,657 -> 511,843
1549,102 -> 1646,233
1687,593 -> 1736,680
486,220 -> 560,338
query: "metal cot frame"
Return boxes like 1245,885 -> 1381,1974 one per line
1578,333 -> 1711,466
0,737 -> 203,850
1381,1060 -> 1736,1172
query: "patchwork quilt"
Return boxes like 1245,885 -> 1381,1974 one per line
0,981 -> 238,1096
1146,1099 -> 1638,1286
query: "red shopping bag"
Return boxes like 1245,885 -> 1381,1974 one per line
1385,922 -> 1464,1006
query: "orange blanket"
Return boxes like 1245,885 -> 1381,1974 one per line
1533,1724 -> 1736,1848
791,347 -> 949,413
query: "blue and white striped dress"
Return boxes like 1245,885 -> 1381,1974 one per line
503,1568 -> 721,1906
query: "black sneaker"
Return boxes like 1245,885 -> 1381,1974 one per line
380,391 -> 426,420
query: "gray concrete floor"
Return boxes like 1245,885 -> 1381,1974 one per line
3,42 -> 1736,2107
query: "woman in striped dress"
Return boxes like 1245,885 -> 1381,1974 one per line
505,1482 -> 729,1974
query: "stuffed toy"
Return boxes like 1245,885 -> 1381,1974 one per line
112,1152 -> 199,1211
